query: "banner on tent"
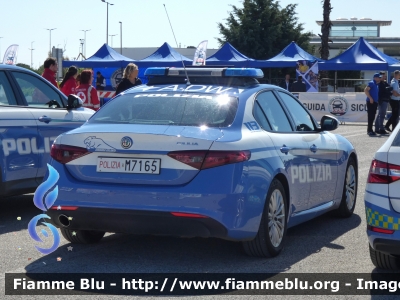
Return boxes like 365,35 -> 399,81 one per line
193,40 -> 208,66
296,60 -> 319,92
298,93 -> 368,122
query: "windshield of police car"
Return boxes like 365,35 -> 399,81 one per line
90,93 -> 238,127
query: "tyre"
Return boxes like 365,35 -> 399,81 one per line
242,179 -> 287,257
369,244 -> 400,270
60,228 -> 105,244
332,156 -> 357,217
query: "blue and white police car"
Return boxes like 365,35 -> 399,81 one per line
45,67 -> 358,257
0,64 -> 94,198
365,125 -> 400,269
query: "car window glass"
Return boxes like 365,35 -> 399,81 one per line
89,93 -> 238,127
253,101 -> 271,131
11,71 -> 64,108
0,71 -> 17,105
278,91 -> 315,132
392,131 -> 400,146
255,91 -> 292,132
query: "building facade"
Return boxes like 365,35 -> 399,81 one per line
310,18 -> 400,60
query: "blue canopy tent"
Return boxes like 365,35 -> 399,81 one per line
62,43 -> 135,68
261,41 -> 323,67
135,42 -> 192,67
205,42 -> 257,67
62,44 -> 136,91
319,37 -> 399,71
134,42 -> 193,83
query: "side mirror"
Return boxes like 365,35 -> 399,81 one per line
66,94 -> 83,110
320,115 -> 339,131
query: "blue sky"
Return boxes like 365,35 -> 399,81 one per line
1,0 -> 399,68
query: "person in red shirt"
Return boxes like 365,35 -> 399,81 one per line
59,66 -> 78,96
75,69 -> 100,111
41,57 -> 59,88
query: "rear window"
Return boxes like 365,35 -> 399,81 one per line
89,93 -> 238,127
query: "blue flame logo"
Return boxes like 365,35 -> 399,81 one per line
28,164 -> 61,254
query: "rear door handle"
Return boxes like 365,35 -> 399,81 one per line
310,144 -> 318,153
38,116 -> 52,124
280,144 -> 291,154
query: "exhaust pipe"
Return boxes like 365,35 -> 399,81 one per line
58,214 -> 70,227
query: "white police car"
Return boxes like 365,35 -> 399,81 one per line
365,125 -> 400,269
45,67 -> 358,257
0,64 -> 94,198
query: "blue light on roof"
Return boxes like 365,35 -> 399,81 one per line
144,67 -> 264,78
224,68 -> 264,78
144,68 -> 168,76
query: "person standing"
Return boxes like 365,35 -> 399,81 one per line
59,66 -> 78,96
115,63 -> 142,95
96,71 -> 106,90
75,69 -> 100,111
385,70 -> 400,132
291,76 -> 307,92
374,71 -> 392,134
42,57 -> 58,88
365,73 -> 381,136
279,74 -> 292,91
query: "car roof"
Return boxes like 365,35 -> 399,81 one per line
0,64 -> 41,76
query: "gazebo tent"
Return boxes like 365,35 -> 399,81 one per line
319,37 -> 399,71
205,42 -> 257,67
261,41 -> 323,67
62,43 -> 135,68
135,42 -> 192,67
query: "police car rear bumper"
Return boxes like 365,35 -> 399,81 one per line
372,238 -> 400,256
46,207 -> 229,239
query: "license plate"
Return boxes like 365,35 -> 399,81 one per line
97,157 -> 161,174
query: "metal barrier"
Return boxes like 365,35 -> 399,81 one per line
98,91 -> 116,106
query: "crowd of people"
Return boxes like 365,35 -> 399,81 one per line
365,70 -> 400,136
43,57 -> 400,132
41,57 -> 142,111
278,71 -> 400,135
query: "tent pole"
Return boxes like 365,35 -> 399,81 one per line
335,71 -> 337,93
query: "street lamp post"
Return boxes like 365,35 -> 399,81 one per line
80,29 -> 90,58
79,39 -> 85,60
45,28 -> 56,56
29,41 -> 34,69
101,0 -> 114,44
119,22 -> 122,54
109,34 -> 117,47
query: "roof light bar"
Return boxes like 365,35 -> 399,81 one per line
144,68 -> 168,76
224,68 -> 264,78
144,67 -> 264,78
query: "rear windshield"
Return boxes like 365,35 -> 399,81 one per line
89,93 -> 238,127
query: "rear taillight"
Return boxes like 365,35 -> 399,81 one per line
202,150 -> 251,169
367,225 -> 395,234
367,159 -> 400,184
50,144 -> 89,164
168,150 -> 251,170
171,212 -> 208,218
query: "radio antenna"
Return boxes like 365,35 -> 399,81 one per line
163,4 -> 191,85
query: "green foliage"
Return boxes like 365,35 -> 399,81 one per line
16,63 -> 43,75
16,63 -> 35,72
217,0 -> 312,60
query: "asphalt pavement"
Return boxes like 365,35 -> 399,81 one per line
0,124 -> 397,299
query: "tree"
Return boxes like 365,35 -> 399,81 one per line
16,63 -> 34,71
217,0 -> 312,60
319,0 -> 332,60
318,0 -> 333,91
